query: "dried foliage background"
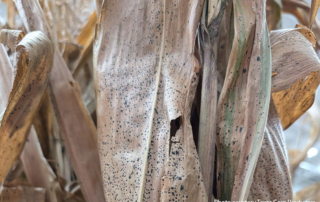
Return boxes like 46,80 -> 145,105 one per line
0,0 -> 319,201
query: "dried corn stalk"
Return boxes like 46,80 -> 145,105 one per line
0,30 -> 54,189
94,0 -> 208,201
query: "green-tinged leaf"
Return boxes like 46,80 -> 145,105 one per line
93,0 -> 207,201
0,30 -> 54,188
216,0 -> 271,200
14,1 -> 106,201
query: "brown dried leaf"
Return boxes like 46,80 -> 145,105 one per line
271,27 -> 320,129
0,186 -> 45,202
310,0 -> 320,28
288,104 -> 320,175
0,37 -> 59,202
0,30 -> 54,187
14,1 -> 105,201
94,0 -> 207,201
21,127 -> 60,202
266,0 -> 282,31
71,12 -> 97,73
271,27 -> 320,92
293,182 -> 320,201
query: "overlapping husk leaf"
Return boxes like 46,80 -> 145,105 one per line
93,0 -> 208,201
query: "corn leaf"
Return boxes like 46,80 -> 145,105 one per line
310,0 -> 320,28
271,27 -> 320,129
0,30 -> 54,189
249,99 -> 292,200
266,0 -> 282,31
198,0 -> 227,200
14,1 -> 106,201
216,0 -> 271,200
0,37 -> 58,202
93,0 -> 208,201
294,182 -> 320,201
289,104 -> 320,175
0,186 -> 45,202
21,127 -> 60,202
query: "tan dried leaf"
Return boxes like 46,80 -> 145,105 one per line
0,30 -> 54,188
14,1 -> 105,201
94,0 -> 207,201
249,100 -> 292,200
0,186 -> 45,202
271,27 -> 320,129
310,0 -> 320,28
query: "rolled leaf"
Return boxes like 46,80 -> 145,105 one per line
271,27 -> 319,93
271,27 -> 320,129
0,30 -> 54,189
198,0 -> 227,200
